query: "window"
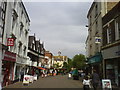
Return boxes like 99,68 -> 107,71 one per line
18,42 -> 22,55
95,21 -> 98,34
103,26 -> 107,46
25,29 -> 28,38
95,4 -> 98,18
23,46 -> 26,56
107,26 -> 112,43
20,22 -> 24,37
118,17 -> 120,39
12,10 -> 18,30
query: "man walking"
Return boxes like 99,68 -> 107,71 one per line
91,70 -> 100,90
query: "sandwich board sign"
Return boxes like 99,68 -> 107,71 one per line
23,75 -> 30,85
102,79 -> 112,90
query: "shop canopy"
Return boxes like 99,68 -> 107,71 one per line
88,52 -> 103,64
37,67 -> 46,70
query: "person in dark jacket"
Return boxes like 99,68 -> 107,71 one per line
91,70 -> 100,90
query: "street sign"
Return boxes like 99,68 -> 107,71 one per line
7,38 -> 14,46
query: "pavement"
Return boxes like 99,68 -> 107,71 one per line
3,75 -> 84,88
3,75 -> 120,90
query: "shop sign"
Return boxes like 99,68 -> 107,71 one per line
102,79 -> 112,90
3,51 -> 16,62
7,38 -> 14,46
95,37 -> 101,44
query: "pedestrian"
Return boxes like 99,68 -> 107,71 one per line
91,70 -> 100,90
83,75 -> 91,90
20,70 -> 24,82
68,71 -> 72,79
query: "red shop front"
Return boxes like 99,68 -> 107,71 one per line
2,51 -> 16,87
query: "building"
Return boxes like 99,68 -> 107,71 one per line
86,1 -> 118,77
0,1 -> 7,88
102,2 -> 120,86
44,51 -> 53,69
53,55 -> 68,69
27,35 -> 45,75
1,0 -> 30,86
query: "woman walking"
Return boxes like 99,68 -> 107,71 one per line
83,76 -> 91,90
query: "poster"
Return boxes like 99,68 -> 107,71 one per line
102,79 -> 112,90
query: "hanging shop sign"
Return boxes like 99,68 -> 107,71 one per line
7,38 -> 14,46
102,79 -> 112,90
95,37 -> 101,44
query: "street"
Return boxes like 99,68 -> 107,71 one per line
4,75 -> 83,88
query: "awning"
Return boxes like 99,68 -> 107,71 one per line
37,67 -> 46,70
88,52 -> 103,64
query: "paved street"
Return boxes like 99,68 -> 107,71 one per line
4,75 -> 83,88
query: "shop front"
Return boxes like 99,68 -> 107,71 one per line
102,45 -> 120,86
2,51 -> 16,86
87,52 -> 103,76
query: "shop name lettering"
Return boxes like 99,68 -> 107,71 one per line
115,51 -> 120,56
4,54 -> 16,59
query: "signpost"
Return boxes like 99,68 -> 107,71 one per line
102,79 -> 112,90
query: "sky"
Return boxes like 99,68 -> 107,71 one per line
23,1 -> 93,58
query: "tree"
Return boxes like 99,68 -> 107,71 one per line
72,54 -> 86,69
63,62 -> 67,69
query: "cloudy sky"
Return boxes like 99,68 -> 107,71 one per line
23,1 -> 93,58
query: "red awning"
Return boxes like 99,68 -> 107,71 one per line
3,51 -> 16,62
37,67 -> 46,70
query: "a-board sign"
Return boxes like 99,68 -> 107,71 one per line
23,75 -> 30,84
102,79 -> 112,90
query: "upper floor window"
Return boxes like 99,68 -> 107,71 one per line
25,29 -> 28,38
107,26 -> 112,43
20,22 -> 24,37
12,10 -> 18,30
103,26 -> 107,46
117,17 -> 120,39
23,46 -> 26,56
95,4 -> 98,18
18,41 -> 22,55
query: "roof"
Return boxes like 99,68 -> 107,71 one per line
87,2 -> 95,18
53,56 -> 67,61
21,0 -> 30,22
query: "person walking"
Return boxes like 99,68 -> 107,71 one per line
20,70 -> 24,82
91,70 -> 100,90
83,75 -> 91,90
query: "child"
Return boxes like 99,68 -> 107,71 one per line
83,75 -> 91,90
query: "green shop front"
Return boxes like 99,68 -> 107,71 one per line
87,53 -> 103,76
